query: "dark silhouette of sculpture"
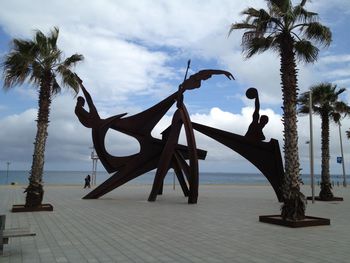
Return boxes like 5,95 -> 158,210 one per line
75,67 -> 284,203
75,69 -> 234,204
190,88 -> 283,201
245,87 -> 269,141
191,122 -> 284,201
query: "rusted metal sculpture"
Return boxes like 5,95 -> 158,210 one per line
244,88 -> 269,141
191,87 -> 283,201
75,66 -> 284,203
75,68 -> 234,203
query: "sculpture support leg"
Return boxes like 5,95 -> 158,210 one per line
148,111 -> 183,202
158,180 -> 164,195
179,106 -> 199,204
172,157 -> 190,197
174,151 -> 190,182
83,154 -> 159,199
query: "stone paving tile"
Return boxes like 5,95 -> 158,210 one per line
1,184 -> 350,262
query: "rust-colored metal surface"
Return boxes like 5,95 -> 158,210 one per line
75,69 -> 233,203
192,122 -> 284,201
190,87 -> 284,202
75,67 -> 285,203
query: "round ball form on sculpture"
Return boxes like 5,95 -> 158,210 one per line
246,87 -> 258,99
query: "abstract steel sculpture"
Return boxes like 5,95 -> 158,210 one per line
191,88 -> 283,201
75,68 -> 234,204
75,67 -> 284,203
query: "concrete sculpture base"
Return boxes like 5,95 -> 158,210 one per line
259,215 -> 330,228
12,204 -> 53,213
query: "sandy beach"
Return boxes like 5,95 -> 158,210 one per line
0,184 -> 349,262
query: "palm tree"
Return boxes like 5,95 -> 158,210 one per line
298,83 -> 350,200
229,0 -> 332,220
2,27 -> 83,207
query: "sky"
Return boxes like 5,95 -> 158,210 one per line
0,0 -> 350,176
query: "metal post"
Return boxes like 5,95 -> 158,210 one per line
338,121 -> 347,187
94,159 -> 98,185
6,162 -> 10,185
309,91 -> 315,203
92,161 -> 95,186
90,147 -> 99,186
91,152 -> 94,185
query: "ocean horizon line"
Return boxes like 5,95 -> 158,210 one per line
0,169 -> 339,176
1,170 -> 348,186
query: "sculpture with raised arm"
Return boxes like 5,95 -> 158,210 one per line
75,68 -> 234,203
245,87 -> 269,141
75,64 -> 285,203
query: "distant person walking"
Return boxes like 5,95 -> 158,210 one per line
84,174 -> 91,188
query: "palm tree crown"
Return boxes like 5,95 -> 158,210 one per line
2,27 -> 83,207
229,0 -> 331,62
3,27 -> 83,94
299,83 -> 349,121
229,0 -> 332,220
298,83 -> 350,199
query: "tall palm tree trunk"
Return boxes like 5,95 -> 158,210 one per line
25,74 -> 52,207
280,35 -> 306,220
319,111 -> 333,199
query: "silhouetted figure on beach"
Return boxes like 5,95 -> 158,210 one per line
84,174 -> 91,188
245,87 -> 269,141
74,76 -> 127,129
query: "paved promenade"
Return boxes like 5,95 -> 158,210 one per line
0,184 -> 349,262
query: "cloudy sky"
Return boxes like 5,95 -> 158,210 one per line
0,0 -> 350,176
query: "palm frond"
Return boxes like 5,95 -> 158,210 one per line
334,101 -> 350,116
298,104 -> 310,114
334,87 -> 346,97
48,27 -> 59,50
62,54 -> 84,67
34,30 -> 48,54
242,7 -> 261,18
56,65 -> 80,94
2,27 -> 83,96
331,112 -> 341,123
346,130 -> 350,139
302,22 -> 332,47
242,31 -> 260,44
230,22 -> 256,30
300,0 -> 308,7
42,49 -> 62,69
301,83 -> 350,122
29,60 -> 43,85
13,39 -> 38,57
297,91 -> 310,114
2,52 -> 31,88
267,0 -> 290,14
51,77 -> 62,95
243,36 -> 277,58
293,5 -> 318,23
294,40 -> 319,63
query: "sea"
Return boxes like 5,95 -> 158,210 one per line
0,170 -> 348,186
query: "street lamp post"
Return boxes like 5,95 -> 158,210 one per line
338,121 -> 347,187
6,162 -> 10,185
90,147 -> 99,186
309,91 -> 315,203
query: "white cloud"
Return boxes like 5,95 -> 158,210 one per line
320,54 -> 350,64
60,29 -> 175,103
0,109 -> 36,168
